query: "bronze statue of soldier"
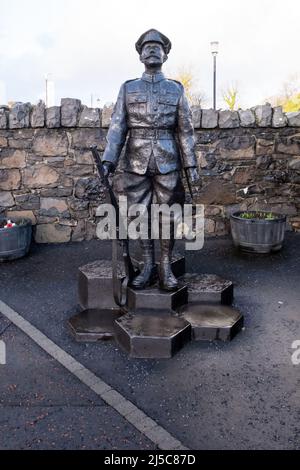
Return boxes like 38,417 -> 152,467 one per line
102,28 -> 199,291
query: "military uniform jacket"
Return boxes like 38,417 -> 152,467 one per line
102,71 -> 197,175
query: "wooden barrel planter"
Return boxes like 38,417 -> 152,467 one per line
0,217 -> 32,262
230,211 -> 286,254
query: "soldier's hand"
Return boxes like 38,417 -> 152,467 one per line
103,161 -> 115,177
187,167 -> 200,184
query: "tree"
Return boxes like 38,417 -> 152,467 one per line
266,73 -> 300,112
189,91 -> 207,108
282,73 -> 300,100
282,94 -> 300,112
175,68 -> 193,99
172,67 -> 207,107
222,84 -> 239,110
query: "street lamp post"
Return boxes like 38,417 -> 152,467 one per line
45,74 -> 48,107
45,73 -> 54,107
210,41 -> 219,110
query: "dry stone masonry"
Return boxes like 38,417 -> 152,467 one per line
0,98 -> 300,243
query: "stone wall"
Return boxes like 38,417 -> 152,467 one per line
0,99 -> 300,242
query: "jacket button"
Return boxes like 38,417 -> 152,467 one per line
153,106 -> 158,111
153,89 -> 158,93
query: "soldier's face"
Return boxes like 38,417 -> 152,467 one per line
140,42 -> 167,66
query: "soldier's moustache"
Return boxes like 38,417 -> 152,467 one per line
145,54 -> 160,59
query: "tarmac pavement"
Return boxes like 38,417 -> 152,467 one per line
0,233 -> 299,449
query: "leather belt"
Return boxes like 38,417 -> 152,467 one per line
129,128 -> 174,139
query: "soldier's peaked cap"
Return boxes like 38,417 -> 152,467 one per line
135,29 -> 172,54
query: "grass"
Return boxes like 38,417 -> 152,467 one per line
238,211 -> 277,220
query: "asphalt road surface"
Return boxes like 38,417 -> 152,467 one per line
0,233 -> 299,449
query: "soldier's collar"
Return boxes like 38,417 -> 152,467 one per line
141,71 -> 165,83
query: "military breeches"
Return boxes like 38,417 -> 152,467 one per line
115,170 -> 185,209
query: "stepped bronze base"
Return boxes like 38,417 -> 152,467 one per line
178,302 -> 243,341
68,308 -> 123,342
70,258 -> 243,357
114,313 -> 191,358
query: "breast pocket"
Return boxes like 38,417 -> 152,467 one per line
158,94 -> 179,107
127,94 -> 147,118
158,94 -> 179,124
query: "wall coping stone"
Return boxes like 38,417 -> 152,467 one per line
1,100 -> 299,129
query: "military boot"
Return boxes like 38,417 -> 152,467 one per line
131,239 -> 156,289
159,236 -> 178,291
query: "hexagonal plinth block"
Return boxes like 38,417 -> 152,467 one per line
180,273 -> 234,305
68,308 -> 123,342
114,313 -> 191,358
179,302 -> 243,341
78,260 -> 125,309
127,284 -> 188,313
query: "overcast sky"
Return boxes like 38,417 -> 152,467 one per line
0,0 -> 299,109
